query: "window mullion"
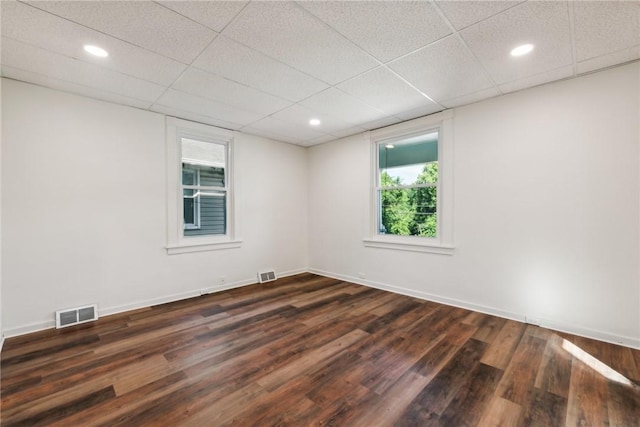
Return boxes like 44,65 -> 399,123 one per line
379,183 -> 436,191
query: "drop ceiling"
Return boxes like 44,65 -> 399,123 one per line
2,1 -> 639,146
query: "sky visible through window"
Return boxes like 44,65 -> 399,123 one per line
383,163 -> 426,185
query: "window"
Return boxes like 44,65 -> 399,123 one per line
365,111 -> 454,254
166,118 -> 241,254
181,138 -> 226,236
377,130 -> 439,237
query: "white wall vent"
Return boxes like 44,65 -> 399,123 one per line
258,270 -> 277,283
55,304 -> 98,329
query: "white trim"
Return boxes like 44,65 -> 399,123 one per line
380,182 -> 437,191
3,268 -> 638,351
368,111 -> 454,252
0,334 -> 5,352
1,268 -> 308,339
2,320 -> 56,338
166,117 -> 240,254
362,238 -> 454,255
166,239 -> 243,254
307,268 -> 640,350
370,109 -> 453,140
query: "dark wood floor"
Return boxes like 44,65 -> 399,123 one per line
1,273 -> 639,426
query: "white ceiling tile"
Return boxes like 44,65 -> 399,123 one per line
459,1 -> 572,84
329,126 -> 367,139
1,1 -> 186,86
26,1 -> 217,64
150,104 -> 243,130
3,0 -> 639,146
240,127 -> 301,145
498,65 -> 573,94
1,65 -> 153,110
1,37 -> 165,102
298,1 -> 451,62
440,87 -> 501,109
359,116 -> 405,131
153,89 -> 262,126
172,68 -> 292,116
435,1 -> 525,30
337,67 -> 438,116
271,104 -> 359,136
245,116 -> 327,142
300,88 -> 388,125
394,103 -> 444,121
193,35 -> 329,102
388,35 -> 494,102
222,1 -> 378,84
573,1 -> 640,62
304,134 -> 339,146
157,1 -> 248,32
576,45 -> 640,75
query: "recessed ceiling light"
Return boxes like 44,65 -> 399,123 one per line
510,43 -> 534,57
309,118 -> 321,126
84,45 -> 109,58
385,144 -> 395,149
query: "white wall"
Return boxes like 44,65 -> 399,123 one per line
2,63 -> 639,349
308,62 -> 640,348
1,79 -> 308,335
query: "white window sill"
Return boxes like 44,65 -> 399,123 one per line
166,239 -> 242,255
363,238 -> 454,255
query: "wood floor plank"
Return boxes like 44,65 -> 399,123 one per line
477,396 -> 523,427
1,374 -> 114,425
480,319 -> 527,369
2,273 -> 639,426
521,387 -> 568,427
535,333 -> 573,399
496,331 -> 547,405
395,338 -> 488,423
256,329 -> 369,391
46,371 -> 189,427
566,359 -> 610,426
464,311 -> 508,344
304,383 -> 372,427
181,382 -> 267,427
606,382 -> 640,427
348,370 -> 431,427
437,362 -> 504,427
3,386 -> 116,427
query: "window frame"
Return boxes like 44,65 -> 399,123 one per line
364,110 -> 454,255
166,117 -> 241,255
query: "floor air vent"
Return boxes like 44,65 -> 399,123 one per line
258,270 -> 277,283
55,304 -> 98,328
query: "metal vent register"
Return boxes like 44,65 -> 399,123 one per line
55,304 -> 98,328
258,270 -> 277,283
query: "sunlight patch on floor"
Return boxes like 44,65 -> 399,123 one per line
562,339 -> 632,386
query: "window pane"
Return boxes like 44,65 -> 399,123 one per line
184,191 -> 226,237
182,167 -> 196,186
379,187 -> 437,237
413,186 -> 437,237
382,162 -> 438,186
183,189 -> 197,227
181,138 -> 225,187
199,167 -> 225,187
379,132 -> 438,186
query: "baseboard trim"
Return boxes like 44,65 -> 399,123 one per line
2,268 -> 308,340
4,267 -> 637,350
307,268 -> 640,350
